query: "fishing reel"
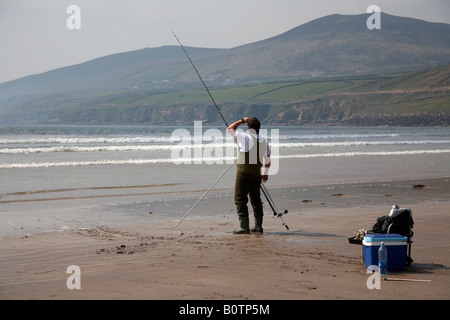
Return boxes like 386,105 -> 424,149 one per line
274,209 -> 288,218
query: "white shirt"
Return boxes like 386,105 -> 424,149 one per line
234,130 -> 271,156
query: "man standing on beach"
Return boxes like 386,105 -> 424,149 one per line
227,117 -> 271,234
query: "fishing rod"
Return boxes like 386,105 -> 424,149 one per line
172,31 -> 228,127
172,31 -> 289,232
175,159 -> 236,228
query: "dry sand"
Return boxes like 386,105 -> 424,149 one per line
0,179 -> 449,301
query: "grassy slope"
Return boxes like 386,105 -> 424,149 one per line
2,65 -> 449,125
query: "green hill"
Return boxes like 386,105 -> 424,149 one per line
2,65 -> 448,126
0,13 -> 449,126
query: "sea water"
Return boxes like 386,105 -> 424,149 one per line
1,125 -> 449,236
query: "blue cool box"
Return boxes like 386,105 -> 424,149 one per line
362,234 -> 408,271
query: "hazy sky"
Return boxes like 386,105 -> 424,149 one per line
1,0 -> 449,84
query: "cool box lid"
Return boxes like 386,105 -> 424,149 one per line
364,234 -> 407,242
363,233 -> 407,245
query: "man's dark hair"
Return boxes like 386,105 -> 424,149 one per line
247,117 -> 261,134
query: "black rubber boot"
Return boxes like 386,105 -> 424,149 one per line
251,216 -> 263,233
233,215 -> 250,234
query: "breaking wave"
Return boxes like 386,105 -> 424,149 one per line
1,140 -> 449,154
2,149 -> 449,169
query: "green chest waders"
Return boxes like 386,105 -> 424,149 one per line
233,135 -> 266,234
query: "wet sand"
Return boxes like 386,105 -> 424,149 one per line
0,177 -> 449,300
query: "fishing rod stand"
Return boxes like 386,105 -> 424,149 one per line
260,183 -> 290,233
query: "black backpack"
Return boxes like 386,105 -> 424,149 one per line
371,209 -> 414,238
